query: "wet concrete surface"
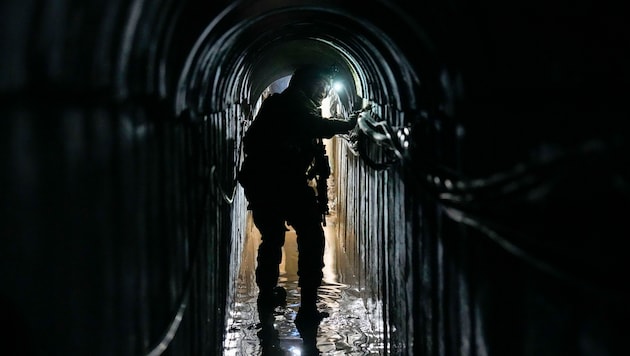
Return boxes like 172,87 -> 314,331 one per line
224,213 -> 385,355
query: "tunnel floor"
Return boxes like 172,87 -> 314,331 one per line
223,212 -> 385,355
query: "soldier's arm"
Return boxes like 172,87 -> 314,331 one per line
311,114 -> 358,138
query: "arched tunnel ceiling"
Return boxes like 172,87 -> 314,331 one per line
247,38 -> 357,104
174,1 -> 432,116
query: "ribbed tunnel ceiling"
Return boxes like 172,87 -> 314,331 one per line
246,39 -> 358,103
173,1 -> 432,119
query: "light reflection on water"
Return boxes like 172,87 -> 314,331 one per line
224,214 -> 384,355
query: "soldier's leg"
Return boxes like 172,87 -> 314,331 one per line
251,207 -> 287,340
252,208 -> 287,298
295,224 -> 325,308
291,210 -> 327,346
252,209 -> 287,336
286,185 -> 326,307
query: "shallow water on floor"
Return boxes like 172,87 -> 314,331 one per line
223,216 -> 384,355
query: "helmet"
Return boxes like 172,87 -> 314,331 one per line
288,65 -> 331,91
289,65 -> 331,102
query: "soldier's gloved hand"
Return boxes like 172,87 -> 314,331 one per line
349,104 -> 371,126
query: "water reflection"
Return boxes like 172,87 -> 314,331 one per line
224,213 -> 384,355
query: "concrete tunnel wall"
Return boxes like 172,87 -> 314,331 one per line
2,0 -> 630,355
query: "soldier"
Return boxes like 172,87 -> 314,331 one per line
238,65 -> 358,345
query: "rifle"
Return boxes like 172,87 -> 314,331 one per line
308,138 -> 331,226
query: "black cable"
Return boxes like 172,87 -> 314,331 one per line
144,130 -> 231,355
411,136 -> 628,300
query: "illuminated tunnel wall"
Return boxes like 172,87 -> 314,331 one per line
1,0 -> 629,355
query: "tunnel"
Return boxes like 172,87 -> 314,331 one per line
1,0 -> 629,355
